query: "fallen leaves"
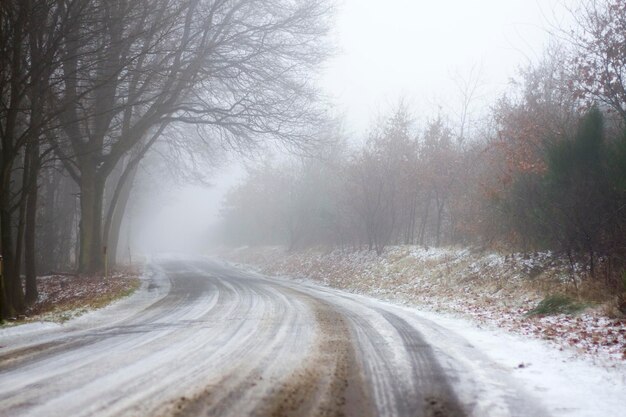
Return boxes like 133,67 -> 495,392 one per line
18,272 -> 141,323
226,245 -> 626,362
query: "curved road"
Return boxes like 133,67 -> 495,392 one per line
0,257 -> 546,417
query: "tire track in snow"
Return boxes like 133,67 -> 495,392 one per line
0,259 -> 315,416
0,257 -> 547,417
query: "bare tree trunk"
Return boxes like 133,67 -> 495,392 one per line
418,198 -> 431,246
24,18 -> 46,301
0,172 -> 24,317
0,0 -> 27,319
78,166 -> 105,274
0,217 -> 21,317
0,191 -> 22,317
37,165 -> 78,272
435,199 -> 445,247
405,195 -> 417,244
24,142 -> 39,304
38,167 -> 58,272
15,151 -> 31,299
107,164 -> 138,266
24,187 -> 38,304
104,126 -> 165,267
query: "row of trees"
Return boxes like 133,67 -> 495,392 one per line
218,0 -> 626,287
0,0 -> 332,319
218,106 -> 472,253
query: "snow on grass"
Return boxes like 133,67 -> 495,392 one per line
228,255 -> 626,417
0,264 -> 167,341
1,270 -> 141,330
404,307 -> 626,417
223,245 -> 626,362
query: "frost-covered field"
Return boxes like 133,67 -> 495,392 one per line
225,246 -> 626,363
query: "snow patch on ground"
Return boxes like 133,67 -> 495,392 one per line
410,307 -> 626,417
0,263 -> 167,339
222,245 -> 626,362
229,259 -> 626,417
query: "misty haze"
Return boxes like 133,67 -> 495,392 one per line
2,1 -> 626,416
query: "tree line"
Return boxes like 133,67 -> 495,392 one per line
0,0 -> 332,320
218,0 -> 626,289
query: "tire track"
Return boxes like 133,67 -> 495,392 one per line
0,258 -> 545,417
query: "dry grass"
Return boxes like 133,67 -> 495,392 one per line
6,271 -> 141,324
224,245 -> 626,361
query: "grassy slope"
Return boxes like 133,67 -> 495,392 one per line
225,245 -> 626,361
2,272 -> 141,325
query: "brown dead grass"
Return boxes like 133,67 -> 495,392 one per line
223,246 -> 626,360
14,270 -> 141,323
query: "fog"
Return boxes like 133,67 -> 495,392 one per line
4,1 -> 626,409
4,0 -> 622,279
129,0 -> 578,257
133,165 -> 245,257
321,0 -> 577,132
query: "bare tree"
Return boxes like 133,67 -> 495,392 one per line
345,105 -> 416,254
49,0 -> 332,273
568,0 -> 626,122
0,0 -> 74,318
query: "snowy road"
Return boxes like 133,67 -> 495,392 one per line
0,258 -> 548,417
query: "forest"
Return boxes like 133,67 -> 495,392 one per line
3,0 -> 626,322
218,0 -> 626,293
0,0 -> 332,320
3,2 -> 626,416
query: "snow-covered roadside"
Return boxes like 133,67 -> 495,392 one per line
0,263 -> 168,340
67,262 -> 170,329
228,260 -> 626,417
222,246 -> 626,363
409,307 -> 626,417
347,289 -> 626,417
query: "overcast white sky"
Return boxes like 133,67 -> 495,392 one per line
140,0 -> 579,253
321,0 -> 577,134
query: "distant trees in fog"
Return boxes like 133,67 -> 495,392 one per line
0,0 -> 332,319
219,105 -> 470,254
219,0 -> 626,289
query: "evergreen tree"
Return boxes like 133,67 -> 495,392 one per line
541,107 -> 608,274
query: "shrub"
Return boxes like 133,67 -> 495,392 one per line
526,294 -> 586,317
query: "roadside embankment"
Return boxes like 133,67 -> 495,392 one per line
223,246 -> 626,362
2,269 -> 141,326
